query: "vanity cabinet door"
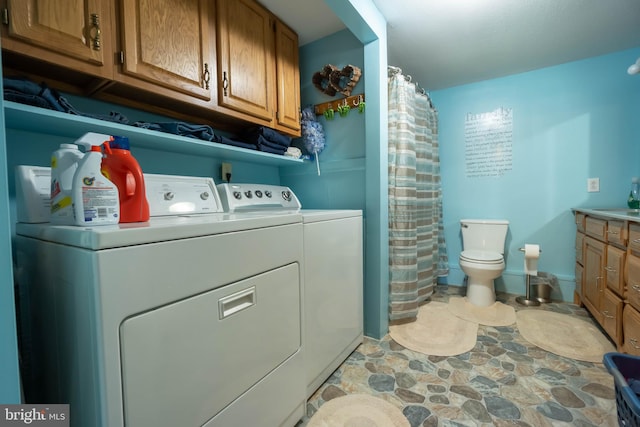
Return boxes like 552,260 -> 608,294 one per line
2,0 -> 114,79
583,236 -> 605,324
601,289 -> 622,348
623,304 -> 640,356
605,245 -> 625,297
625,252 -> 640,312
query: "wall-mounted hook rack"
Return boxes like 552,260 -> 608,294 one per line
314,93 -> 365,116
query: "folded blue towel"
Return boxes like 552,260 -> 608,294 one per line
258,143 -> 286,155
256,135 -> 288,151
3,77 -> 129,124
223,139 -> 258,150
244,126 -> 292,147
133,121 -> 217,141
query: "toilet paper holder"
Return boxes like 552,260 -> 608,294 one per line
516,246 -> 543,307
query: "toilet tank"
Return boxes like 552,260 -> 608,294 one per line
460,219 -> 509,254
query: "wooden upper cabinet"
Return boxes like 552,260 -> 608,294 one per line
216,0 -> 275,122
2,0 -> 114,79
274,20 -> 300,134
118,0 -> 212,100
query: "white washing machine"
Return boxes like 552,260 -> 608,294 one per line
217,183 -> 363,398
14,174 -> 306,427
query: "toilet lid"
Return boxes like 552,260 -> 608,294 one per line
460,250 -> 503,264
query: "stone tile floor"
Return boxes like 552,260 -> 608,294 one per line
297,285 -> 619,427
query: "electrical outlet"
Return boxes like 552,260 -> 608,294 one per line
587,177 -> 600,193
221,162 -> 232,182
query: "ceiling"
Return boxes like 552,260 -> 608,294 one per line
259,0 -> 640,90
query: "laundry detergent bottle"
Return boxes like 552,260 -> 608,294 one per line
71,132 -> 120,226
101,136 -> 150,222
50,143 -> 83,224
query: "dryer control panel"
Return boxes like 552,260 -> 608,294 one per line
217,183 -> 301,212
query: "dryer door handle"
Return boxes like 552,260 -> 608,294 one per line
218,286 -> 256,319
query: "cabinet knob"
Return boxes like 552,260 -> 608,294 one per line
602,310 -> 614,319
630,338 -> 640,349
203,63 -> 210,90
90,13 -> 101,51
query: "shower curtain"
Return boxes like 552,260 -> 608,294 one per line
388,66 -> 448,324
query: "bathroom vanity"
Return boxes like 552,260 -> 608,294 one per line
573,208 -> 640,355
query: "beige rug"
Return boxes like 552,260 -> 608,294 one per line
389,301 -> 478,356
447,296 -> 516,326
516,309 -> 615,362
308,394 -> 410,427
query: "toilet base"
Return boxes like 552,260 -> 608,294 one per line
466,279 -> 496,307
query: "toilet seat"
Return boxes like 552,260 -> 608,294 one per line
460,250 -> 503,264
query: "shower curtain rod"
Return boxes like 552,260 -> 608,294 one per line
388,65 -> 428,96
388,65 -> 434,109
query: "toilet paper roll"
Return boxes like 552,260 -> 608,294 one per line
524,243 -> 540,276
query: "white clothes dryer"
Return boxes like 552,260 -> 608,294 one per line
217,183 -> 364,398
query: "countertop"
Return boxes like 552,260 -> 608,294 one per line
573,208 -> 640,222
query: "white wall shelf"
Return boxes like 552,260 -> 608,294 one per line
3,102 -> 302,166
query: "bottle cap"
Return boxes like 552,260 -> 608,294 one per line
633,177 -> 639,183
109,136 -> 130,150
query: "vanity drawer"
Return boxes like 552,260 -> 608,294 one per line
629,223 -> 640,254
575,212 -> 586,233
575,232 -> 584,264
585,217 -> 606,240
606,220 -> 627,246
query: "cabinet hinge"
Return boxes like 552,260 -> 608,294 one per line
2,8 -> 9,25
118,51 -> 125,64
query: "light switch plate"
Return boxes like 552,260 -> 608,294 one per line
587,178 -> 600,192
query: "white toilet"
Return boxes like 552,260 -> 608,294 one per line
459,219 -> 509,306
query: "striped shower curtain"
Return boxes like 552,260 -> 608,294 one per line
388,67 -> 448,324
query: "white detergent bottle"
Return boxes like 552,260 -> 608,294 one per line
50,143 -> 83,224
71,132 -> 120,226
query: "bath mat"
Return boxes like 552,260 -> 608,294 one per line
516,309 -> 615,362
307,394 -> 410,427
447,296 -> 516,326
389,301 -> 478,356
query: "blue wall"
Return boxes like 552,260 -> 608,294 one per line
283,0 -> 389,339
280,28 -> 366,209
0,49 -> 21,404
432,47 -> 640,301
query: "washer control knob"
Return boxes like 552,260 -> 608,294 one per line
255,190 -> 263,198
164,192 -> 174,201
265,190 -> 272,198
244,191 -> 253,198
200,192 -> 209,200
233,191 -> 242,200
282,190 -> 292,202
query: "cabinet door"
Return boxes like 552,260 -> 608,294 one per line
274,20 -> 300,134
119,0 -> 211,100
623,304 -> 640,356
583,236 -> 605,324
3,0 -> 113,78
216,0 -> 275,121
601,289 -> 622,348
605,245 -> 625,297
625,252 -> 640,312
